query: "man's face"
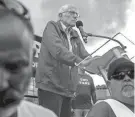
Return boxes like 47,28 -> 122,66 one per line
109,68 -> 134,104
60,8 -> 79,27
0,16 -> 33,116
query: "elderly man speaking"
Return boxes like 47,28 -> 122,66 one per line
36,4 -> 91,117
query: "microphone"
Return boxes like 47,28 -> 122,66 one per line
76,21 -> 92,43
76,20 -> 126,49
76,21 -> 88,43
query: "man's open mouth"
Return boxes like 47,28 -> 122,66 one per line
0,89 -> 21,108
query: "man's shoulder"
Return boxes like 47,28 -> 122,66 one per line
18,100 -> 57,117
87,101 -> 112,117
94,100 -> 111,109
47,20 -> 57,25
44,20 -> 61,35
46,20 -> 60,29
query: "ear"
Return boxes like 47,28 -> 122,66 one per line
59,13 -> 62,17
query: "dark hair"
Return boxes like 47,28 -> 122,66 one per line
0,0 -> 33,33
0,1 -> 6,7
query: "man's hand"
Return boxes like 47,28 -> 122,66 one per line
78,67 -> 85,75
76,56 -> 101,74
80,56 -> 101,67
77,56 -> 92,67
77,56 -> 92,74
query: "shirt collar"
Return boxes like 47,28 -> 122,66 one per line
60,21 -> 72,34
60,21 -> 66,32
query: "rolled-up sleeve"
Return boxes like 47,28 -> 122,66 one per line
43,21 -> 82,66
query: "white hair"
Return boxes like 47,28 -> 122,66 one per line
58,4 -> 79,20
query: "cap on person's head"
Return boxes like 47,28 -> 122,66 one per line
58,4 -> 79,15
107,58 -> 134,80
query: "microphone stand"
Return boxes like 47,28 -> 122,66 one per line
76,33 -> 127,67
87,33 -> 126,50
89,33 -> 122,56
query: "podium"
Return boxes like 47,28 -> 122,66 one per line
85,46 -> 128,81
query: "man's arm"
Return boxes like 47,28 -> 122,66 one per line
43,21 -> 82,66
92,91 -> 96,104
91,78 -> 96,104
86,102 -> 109,117
77,34 -> 90,59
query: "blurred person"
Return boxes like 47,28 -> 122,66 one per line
72,68 -> 96,117
35,4 -> 92,117
0,1 -> 57,117
86,58 -> 134,117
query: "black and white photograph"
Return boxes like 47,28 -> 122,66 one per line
0,0 -> 134,117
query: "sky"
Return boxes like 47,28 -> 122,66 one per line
19,0 -> 135,86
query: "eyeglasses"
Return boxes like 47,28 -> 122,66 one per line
111,70 -> 134,80
62,11 -> 80,18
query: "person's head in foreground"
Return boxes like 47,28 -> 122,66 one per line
107,57 -> 134,106
0,1 -> 34,117
58,4 -> 79,27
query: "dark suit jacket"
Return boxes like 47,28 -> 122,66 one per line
35,20 -> 89,97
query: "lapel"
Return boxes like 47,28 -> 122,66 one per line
57,21 -> 65,33
56,21 -> 79,51
57,21 -> 69,49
